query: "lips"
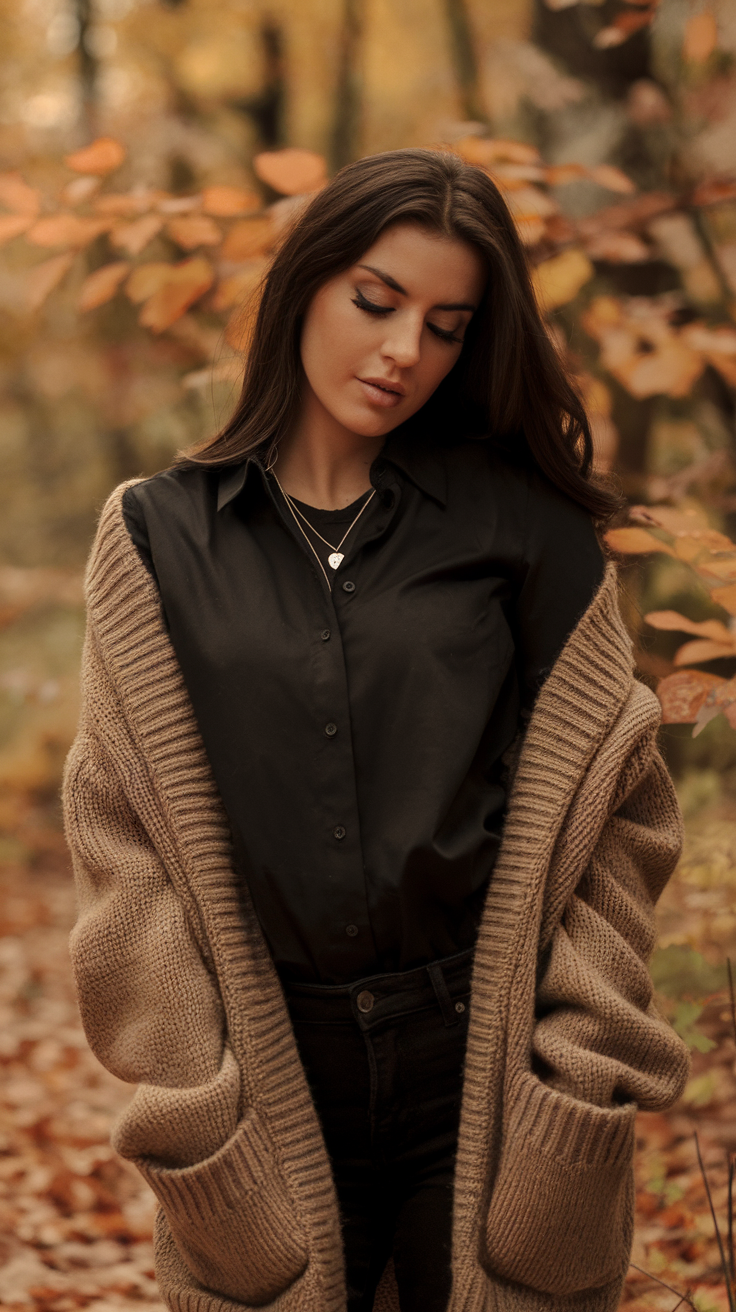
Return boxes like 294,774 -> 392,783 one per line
357,376 -> 406,409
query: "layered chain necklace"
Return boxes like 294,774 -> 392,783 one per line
270,470 -> 376,591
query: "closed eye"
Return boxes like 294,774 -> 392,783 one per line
352,288 -> 464,345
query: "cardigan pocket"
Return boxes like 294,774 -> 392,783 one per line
482,1071 -> 636,1297
135,1105 -> 308,1305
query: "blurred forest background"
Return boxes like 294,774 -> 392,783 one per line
1,0 -> 736,1308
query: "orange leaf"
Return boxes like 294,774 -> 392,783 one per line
110,214 -> 164,256
644,611 -> 734,642
219,217 -> 274,262
692,179 -> 736,207
453,137 -> 541,168
94,192 -> 156,216
657,669 -> 724,723
683,11 -> 718,63
166,215 -> 222,249
710,582 -> 736,616
201,185 -> 260,217
0,172 -> 41,215
211,260 -> 267,312
62,174 -> 101,205
604,527 -> 675,556
588,165 -> 637,195
65,137 -> 127,175
584,231 -> 649,262
138,257 -> 214,332
253,148 -> 327,197
0,214 -> 33,246
631,503 -> 713,535
24,254 -> 74,311
544,164 -> 587,187
674,638 -> 736,666
125,262 -> 173,304
78,261 -> 131,312
696,556 -> 736,582
26,214 -> 111,248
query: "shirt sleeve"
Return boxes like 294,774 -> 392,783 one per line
514,474 -> 605,712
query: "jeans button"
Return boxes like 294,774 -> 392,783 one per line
356,990 -> 374,1013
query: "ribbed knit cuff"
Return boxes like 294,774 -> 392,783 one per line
483,1071 -> 635,1298
135,1107 -> 308,1305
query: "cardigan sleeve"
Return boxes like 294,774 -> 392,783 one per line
64,716 -> 242,1168
482,686 -> 690,1300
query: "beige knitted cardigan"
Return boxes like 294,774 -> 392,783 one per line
63,485 -> 690,1312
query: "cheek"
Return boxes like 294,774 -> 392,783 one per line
301,294 -> 369,390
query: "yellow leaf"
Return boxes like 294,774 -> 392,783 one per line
78,261 -> 131,312
253,149 -> 327,197
532,248 -> 594,310
201,185 -> 260,217
138,257 -> 214,332
683,11 -> 718,63
604,527 -> 675,556
65,137 -> 126,175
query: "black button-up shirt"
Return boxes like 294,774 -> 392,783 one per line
122,433 -> 603,984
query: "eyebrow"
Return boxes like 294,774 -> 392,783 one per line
356,264 -> 476,313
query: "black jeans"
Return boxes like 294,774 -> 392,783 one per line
283,949 -> 472,1312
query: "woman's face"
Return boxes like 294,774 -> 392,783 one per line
299,222 -> 487,439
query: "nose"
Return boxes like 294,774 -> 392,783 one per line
381,308 -> 423,369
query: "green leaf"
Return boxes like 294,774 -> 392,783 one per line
650,945 -> 727,1000
672,1001 -> 716,1053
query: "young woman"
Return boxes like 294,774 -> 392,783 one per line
63,148 -> 689,1312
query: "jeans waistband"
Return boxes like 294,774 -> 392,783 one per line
281,947 -> 473,1031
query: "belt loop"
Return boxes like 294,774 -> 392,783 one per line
427,961 -> 460,1027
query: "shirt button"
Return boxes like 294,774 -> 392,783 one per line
356,989 -> 374,1012
333,825 -> 346,840
324,722 -> 337,737
321,629 -> 331,641
455,1001 -> 466,1014
342,580 -> 355,593
345,923 -> 359,937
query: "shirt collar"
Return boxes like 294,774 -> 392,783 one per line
216,431 -> 448,513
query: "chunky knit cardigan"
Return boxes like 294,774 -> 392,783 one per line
63,484 -> 690,1312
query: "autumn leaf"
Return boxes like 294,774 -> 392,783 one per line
584,230 -> 649,262
594,9 -> 654,48
78,262 -> 131,312
588,164 -> 637,195
65,137 -> 127,175
532,248 -> 594,310
0,172 -> 41,215
674,638 -> 736,666
201,185 -> 260,216
125,262 -> 174,303
683,11 -> 718,63
166,215 -> 222,250
0,214 -> 34,246
453,137 -> 542,167
710,582 -> 736,616
138,258 -> 214,332
544,163 -> 587,186
605,526 -> 675,555
657,668 -> 724,722
109,214 -> 164,256
62,174 -> 101,206
94,192 -> 156,216
211,260 -> 267,312
26,214 -> 111,248
219,217 -> 274,262
24,254 -> 75,312
253,148 -> 328,196
644,611 -> 735,643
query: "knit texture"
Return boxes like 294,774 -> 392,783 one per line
63,483 -> 690,1312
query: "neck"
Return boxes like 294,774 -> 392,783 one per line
273,386 -> 385,510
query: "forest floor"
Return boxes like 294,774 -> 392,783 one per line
0,785 -> 734,1312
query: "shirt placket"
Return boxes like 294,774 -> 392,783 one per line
266,471 -> 401,978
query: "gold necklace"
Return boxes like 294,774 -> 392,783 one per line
271,471 -> 376,588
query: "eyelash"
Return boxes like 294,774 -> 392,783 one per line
351,289 -> 463,344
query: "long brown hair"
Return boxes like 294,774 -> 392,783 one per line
183,148 -> 617,519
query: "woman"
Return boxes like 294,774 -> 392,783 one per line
63,148 -> 689,1312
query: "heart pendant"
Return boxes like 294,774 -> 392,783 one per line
328,552 -> 344,570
